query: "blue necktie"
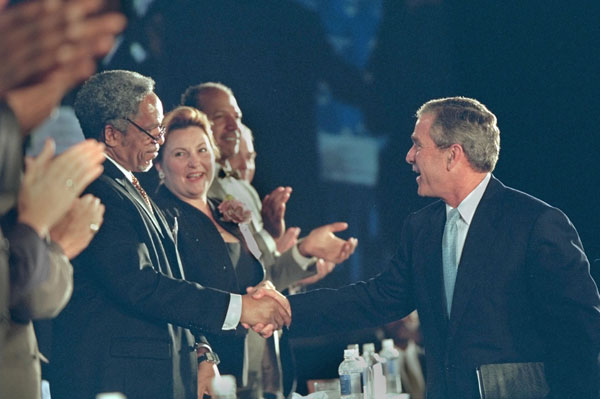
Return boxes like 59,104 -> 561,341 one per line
443,208 -> 460,317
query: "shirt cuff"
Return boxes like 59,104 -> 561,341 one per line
222,293 -> 242,330
291,238 -> 316,270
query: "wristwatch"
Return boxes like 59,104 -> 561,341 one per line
197,351 -> 220,365
196,343 -> 220,365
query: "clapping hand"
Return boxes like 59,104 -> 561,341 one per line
298,222 -> 358,264
50,194 -> 105,259
18,139 -> 105,237
0,0 -> 126,98
275,226 -> 300,253
261,186 -> 292,239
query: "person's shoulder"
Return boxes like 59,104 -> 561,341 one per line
488,179 -> 572,228
86,173 -> 127,201
492,180 -> 556,215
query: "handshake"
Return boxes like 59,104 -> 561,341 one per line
239,281 -> 291,338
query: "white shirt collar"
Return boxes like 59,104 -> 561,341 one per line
104,154 -> 133,183
446,173 -> 491,225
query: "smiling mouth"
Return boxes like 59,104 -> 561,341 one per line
187,172 -> 206,179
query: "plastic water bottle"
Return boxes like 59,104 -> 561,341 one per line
339,348 -> 365,399
362,343 -> 387,399
347,344 -> 369,398
379,339 -> 403,394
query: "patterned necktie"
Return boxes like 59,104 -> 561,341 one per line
131,175 -> 152,209
442,208 -> 460,317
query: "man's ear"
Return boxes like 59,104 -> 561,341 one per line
104,125 -> 120,147
447,144 -> 463,170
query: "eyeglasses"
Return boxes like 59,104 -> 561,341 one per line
125,117 -> 166,143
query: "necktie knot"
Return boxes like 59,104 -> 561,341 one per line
447,208 -> 460,225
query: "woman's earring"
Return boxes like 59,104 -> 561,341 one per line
158,170 -> 165,181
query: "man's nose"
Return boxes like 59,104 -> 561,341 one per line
406,145 -> 415,164
226,115 -> 241,132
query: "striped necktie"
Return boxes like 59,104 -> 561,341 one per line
442,208 -> 460,317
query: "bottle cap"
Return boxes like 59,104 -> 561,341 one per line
347,343 -> 359,351
362,342 -> 375,354
382,338 -> 394,349
344,348 -> 358,358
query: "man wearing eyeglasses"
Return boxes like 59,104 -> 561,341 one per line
48,70 -> 291,399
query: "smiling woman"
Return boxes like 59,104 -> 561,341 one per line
152,106 -> 266,390
155,107 -> 218,207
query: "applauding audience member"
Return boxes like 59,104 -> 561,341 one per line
182,82 -> 357,289
0,139 -> 106,399
230,124 -> 301,255
0,1 -> 124,397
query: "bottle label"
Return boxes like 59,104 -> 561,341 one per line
340,374 -> 353,395
385,360 -> 398,375
340,373 -> 361,395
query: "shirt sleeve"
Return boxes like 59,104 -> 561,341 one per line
291,238 -> 316,270
222,293 -> 242,330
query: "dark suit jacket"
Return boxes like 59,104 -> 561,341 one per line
49,161 -> 234,399
289,176 -> 600,398
153,185 -> 264,383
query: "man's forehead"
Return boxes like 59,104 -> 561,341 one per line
205,90 -> 240,111
139,93 -> 163,118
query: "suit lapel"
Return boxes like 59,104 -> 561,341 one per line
448,177 -> 503,336
103,161 -> 163,234
209,199 -> 263,265
122,179 -> 163,234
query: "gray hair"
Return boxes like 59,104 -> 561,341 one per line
417,96 -> 500,172
74,70 -> 155,141
180,82 -> 234,111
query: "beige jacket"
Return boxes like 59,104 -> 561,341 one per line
0,240 -> 73,399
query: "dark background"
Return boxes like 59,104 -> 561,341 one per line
104,0 -> 600,393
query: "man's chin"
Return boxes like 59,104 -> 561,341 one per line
416,185 -> 431,198
138,161 -> 153,173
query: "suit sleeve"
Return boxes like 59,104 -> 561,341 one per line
4,221 -> 51,312
287,218 -> 417,337
526,206 -> 600,397
16,242 -> 72,320
76,179 -> 233,335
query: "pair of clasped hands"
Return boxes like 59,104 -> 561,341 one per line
240,281 -> 292,337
